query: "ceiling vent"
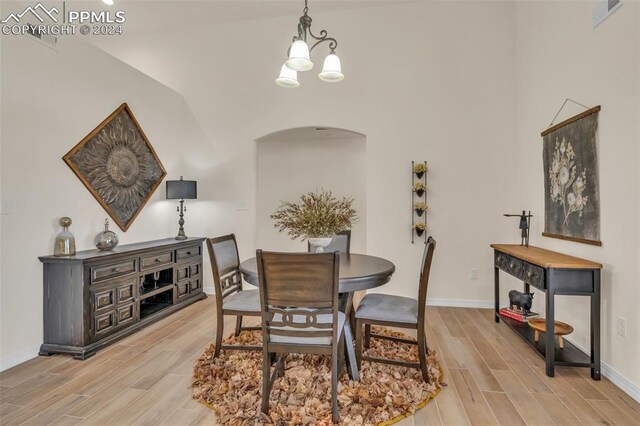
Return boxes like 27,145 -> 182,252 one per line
23,22 -> 58,50
593,0 -> 623,28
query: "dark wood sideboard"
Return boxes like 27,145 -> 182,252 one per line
491,244 -> 603,379
39,238 -> 206,359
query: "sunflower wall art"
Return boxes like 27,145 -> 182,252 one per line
541,106 -> 601,246
63,103 -> 167,231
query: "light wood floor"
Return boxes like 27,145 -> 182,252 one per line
1,298 -> 639,425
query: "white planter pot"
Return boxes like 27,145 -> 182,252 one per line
308,237 -> 333,253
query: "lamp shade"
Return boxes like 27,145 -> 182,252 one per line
318,53 -> 344,82
286,40 -> 313,72
166,177 -> 197,200
275,63 -> 300,88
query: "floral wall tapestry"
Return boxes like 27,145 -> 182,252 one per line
63,103 -> 167,232
542,106 -> 601,246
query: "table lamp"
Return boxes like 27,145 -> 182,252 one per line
166,176 -> 197,240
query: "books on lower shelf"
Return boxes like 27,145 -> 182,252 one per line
499,307 -> 540,323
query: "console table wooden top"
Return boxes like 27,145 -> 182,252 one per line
490,244 -> 602,269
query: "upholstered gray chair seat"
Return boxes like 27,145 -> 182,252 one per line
355,293 -> 418,324
222,289 -> 261,312
270,311 -> 345,345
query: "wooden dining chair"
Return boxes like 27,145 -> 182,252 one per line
256,250 -> 346,423
206,234 -> 261,357
307,230 -> 351,253
355,236 -> 436,382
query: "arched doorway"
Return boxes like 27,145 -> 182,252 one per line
255,126 -> 367,252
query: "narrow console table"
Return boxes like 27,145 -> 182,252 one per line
491,244 -> 602,379
39,237 -> 206,359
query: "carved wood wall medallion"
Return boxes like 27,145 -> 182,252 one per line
63,103 -> 167,231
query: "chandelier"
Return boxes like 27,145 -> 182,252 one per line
276,0 -> 344,88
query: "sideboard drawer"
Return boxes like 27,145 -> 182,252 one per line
189,264 -> 201,278
495,252 -> 523,277
189,278 -> 201,294
117,303 -> 135,326
176,245 -> 201,261
177,282 -> 190,299
140,251 -> 173,271
117,281 -> 135,303
95,311 -> 115,335
523,263 -> 545,290
94,288 -> 115,311
176,264 -> 190,283
92,260 -> 136,284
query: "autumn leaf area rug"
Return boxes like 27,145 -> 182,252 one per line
192,326 -> 444,425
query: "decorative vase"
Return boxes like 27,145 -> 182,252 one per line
308,237 -> 334,253
54,217 -> 76,256
415,228 -> 425,237
95,218 -> 119,251
415,189 -> 425,197
415,209 -> 424,217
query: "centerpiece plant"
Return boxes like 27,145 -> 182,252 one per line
271,189 -> 358,251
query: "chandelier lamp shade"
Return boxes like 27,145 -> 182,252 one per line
276,0 -> 344,88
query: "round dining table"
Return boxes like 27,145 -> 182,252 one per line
239,253 -> 396,381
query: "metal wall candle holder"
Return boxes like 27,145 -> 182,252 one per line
412,161 -> 428,244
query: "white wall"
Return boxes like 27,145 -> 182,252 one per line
91,1 -> 519,309
0,29 -> 219,369
256,133 -> 367,252
514,1 -> 640,393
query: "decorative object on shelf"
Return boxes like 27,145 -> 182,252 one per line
276,0 -> 344,88
508,290 -> 534,316
542,100 -> 601,246
413,222 -> 426,237
529,318 -> 574,349
414,202 -> 427,217
62,103 -> 167,232
166,176 -> 198,241
503,210 -> 533,247
94,218 -> 119,251
499,307 -> 539,323
411,161 -> 428,244
413,162 -> 427,179
270,189 -> 358,251
54,217 -> 76,257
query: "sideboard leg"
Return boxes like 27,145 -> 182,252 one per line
545,270 -> 555,377
591,270 -> 601,380
494,266 -> 500,323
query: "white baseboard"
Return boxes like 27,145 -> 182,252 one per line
565,338 -> 640,403
427,298 -> 493,309
0,344 -> 40,372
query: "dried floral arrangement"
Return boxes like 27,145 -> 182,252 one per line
412,182 -> 426,192
192,326 -> 443,425
414,202 -> 427,211
413,222 -> 426,231
413,163 -> 428,174
271,189 -> 358,240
